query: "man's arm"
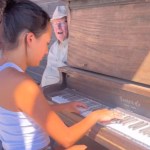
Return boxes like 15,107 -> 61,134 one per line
41,41 -> 59,87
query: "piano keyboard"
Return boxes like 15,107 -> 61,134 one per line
107,108 -> 150,149
50,88 -> 150,149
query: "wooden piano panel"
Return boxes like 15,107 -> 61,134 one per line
67,0 -> 150,85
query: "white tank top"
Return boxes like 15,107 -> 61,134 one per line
0,62 -> 50,150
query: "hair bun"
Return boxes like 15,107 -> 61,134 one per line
0,0 -> 7,22
4,0 -> 18,12
0,0 -> 7,10
0,0 -> 18,23
6,0 -> 17,5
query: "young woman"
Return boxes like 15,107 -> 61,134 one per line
0,0 -> 117,150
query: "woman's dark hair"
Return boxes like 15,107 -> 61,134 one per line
1,0 -> 50,49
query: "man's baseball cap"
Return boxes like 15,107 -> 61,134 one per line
51,6 -> 67,21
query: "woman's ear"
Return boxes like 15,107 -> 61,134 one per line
26,32 -> 35,45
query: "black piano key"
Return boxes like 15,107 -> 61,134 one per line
128,121 -> 143,128
121,116 -> 138,125
110,118 -> 122,124
88,105 -> 103,111
80,99 -> 98,106
143,130 -> 150,136
142,128 -> 150,134
133,123 -> 149,131
125,119 -> 138,125
68,96 -> 82,101
57,93 -> 69,97
59,95 -> 70,99
62,94 -> 75,99
74,96 -> 85,101
118,116 -> 130,123
139,126 -> 150,134
88,102 -> 99,107
128,121 -> 148,130
84,101 -> 94,105
79,98 -> 90,103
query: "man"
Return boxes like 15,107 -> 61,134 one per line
41,5 -> 87,113
41,5 -> 68,87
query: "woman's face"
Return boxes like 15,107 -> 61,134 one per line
52,17 -> 68,42
28,23 -> 52,66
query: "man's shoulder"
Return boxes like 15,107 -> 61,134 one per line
49,40 -> 59,54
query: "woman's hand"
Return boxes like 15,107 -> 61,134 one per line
92,109 -> 121,122
65,101 -> 88,114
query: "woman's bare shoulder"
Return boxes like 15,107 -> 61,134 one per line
0,69 -> 42,111
6,69 -> 40,97
13,71 -> 40,99
5,69 -> 38,86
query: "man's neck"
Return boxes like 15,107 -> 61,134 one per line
58,38 -> 68,45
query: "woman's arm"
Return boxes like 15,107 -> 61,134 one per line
14,77 -> 115,148
49,101 -> 87,113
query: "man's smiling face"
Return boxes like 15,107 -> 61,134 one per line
52,17 -> 68,42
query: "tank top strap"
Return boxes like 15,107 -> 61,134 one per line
0,62 -> 24,72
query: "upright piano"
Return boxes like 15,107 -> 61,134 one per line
43,0 -> 150,149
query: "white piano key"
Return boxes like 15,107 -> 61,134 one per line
107,121 -> 150,148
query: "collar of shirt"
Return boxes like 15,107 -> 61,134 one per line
58,38 -> 68,48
